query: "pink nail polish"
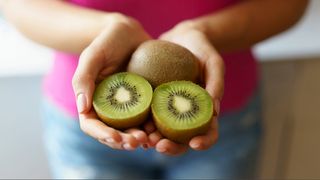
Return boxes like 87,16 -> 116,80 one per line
142,144 -> 148,149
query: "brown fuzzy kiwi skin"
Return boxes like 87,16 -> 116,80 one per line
151,104 -> 213,144
94,104 -> 150,130
127,40 -> 199,88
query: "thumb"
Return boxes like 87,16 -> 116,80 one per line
72,47 -> 105,114
204,56 -> 224,100
202,48 -> 224,117
72,74 -> 96,114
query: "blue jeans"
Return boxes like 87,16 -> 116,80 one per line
42,92 -> 262,179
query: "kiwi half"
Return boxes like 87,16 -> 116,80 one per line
127,40 -> 199,88
93,72 -> 153,129
151,81 -> 213,144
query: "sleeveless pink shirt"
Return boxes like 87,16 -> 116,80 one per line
43,0 -> 258,117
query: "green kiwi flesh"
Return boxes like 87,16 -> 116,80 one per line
151,81 -> 214,144
127,40 -> 199,88
93,72 -> 153,129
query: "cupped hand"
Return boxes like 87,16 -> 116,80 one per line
147,21 -> 225,156
72,13 -> 151,150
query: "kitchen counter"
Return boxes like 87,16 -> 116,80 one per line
254,0 -> 320,61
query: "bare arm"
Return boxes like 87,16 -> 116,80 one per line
188,0 -> 309,52
154,0 -> 309,155
0,0 -> 308,53
1,0 -> 152,150
0,0 -> 124,54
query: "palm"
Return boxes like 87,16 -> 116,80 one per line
146,25 -> 224,156
72,16 -> 152,151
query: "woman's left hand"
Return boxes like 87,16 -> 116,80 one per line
146,21 -> 225,156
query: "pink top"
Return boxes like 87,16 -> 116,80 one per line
43,0 -> 258,117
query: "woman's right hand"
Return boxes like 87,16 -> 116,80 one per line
72,13 -> 151,150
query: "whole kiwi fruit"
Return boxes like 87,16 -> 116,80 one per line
127,40 -> 199,88
93,72 -> 153,129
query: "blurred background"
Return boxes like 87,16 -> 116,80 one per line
0,0 -> 319,179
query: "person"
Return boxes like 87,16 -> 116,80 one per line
0,0 -> 308,179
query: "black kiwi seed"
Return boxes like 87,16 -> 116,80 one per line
106,81 -> 140,111
93,72 -> 153,129
166,91 -> 200,121
151,81 -> 213,144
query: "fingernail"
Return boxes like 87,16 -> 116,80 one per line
123,143 -> 133,150
214,100 -> 220,116
191,142 -> 200,149
106,138 -> 114,143
77,93 -> 87,113
157,147 -> 166,153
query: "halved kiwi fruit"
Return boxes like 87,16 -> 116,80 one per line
127,40 -> 199,88
151,81 -> 213,144
93,72 -> 153,129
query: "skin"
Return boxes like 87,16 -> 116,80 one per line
0,0 -> 309,155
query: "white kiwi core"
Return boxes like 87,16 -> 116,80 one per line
173,96 -> 191,113
115,87 -> 131,103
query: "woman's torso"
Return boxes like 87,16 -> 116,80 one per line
43,0 -> 258,117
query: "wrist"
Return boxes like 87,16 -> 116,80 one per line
83,13 -> 147,51
178,18 -> 232,52
176,19 -> 209,36
104,13 -> 150,43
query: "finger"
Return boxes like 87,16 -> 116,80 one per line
72,73 -> 96,114
99,132 -> 139,151
189,117 -> 219,150
72,27 -> 124,113
125,128 -> 148,144
203,51 -> 225,101
120,133 -> 139,151
204,56 -> 224,117
144,120 -> 156,134
98,131 -> 140,151
98,139 -> 124,150
196,43 -> 224,117
72,45 -> 106,114
148,131 -> 163,147
79,110 -> 122,143
156,139 -> 188,156
214,100 -> 221,116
